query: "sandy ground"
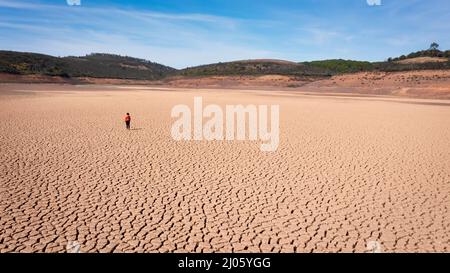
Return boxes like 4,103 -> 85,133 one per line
1,84 -> 450,253
2,69 -> 449,99
159,70 -> 450,100
303,70 -> 450,99
395,57 -> 448,64
161,75 -> 316,89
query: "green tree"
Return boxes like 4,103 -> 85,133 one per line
429,42 -> 439,50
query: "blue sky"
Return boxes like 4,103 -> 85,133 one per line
0,0 -> 449,68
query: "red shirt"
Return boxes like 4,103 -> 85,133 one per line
125,115 -> 131,122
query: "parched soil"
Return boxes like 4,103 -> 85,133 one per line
1,69 -> 450,99
302,70 -> 450,99
1,84 -> 450,253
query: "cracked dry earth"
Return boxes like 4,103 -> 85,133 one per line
1,84 -> 450,253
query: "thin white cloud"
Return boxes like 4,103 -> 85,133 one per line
0,0 -> 58,10
0,0 -> 277,68
1,0 -> 449,66
0,0 -> 238,26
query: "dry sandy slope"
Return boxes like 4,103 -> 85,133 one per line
396,57 -> 448,64
302,70 -> 450,99
1,84 -> 450,253
1,69 -> 450,99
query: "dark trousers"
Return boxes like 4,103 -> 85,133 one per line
125,121 -> 130,129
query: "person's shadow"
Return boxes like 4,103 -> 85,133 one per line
131,128 -> 144,131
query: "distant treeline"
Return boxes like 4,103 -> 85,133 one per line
179,61 -> 329,77
304,57 -> 450,75
0,51 -> 176,80
180,49 -> 450,77
389,49 -> 450,62
1,49 -> 449,80
302,60 -> 373,75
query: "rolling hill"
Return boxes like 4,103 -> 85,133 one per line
0,51 -> 176,80
180,53 -> 450,77
0,49 -> 449,83
180,59 -> 329,77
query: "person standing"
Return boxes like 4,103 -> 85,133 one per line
124,113 -> 131,130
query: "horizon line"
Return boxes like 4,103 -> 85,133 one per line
2,48 -> 448,70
